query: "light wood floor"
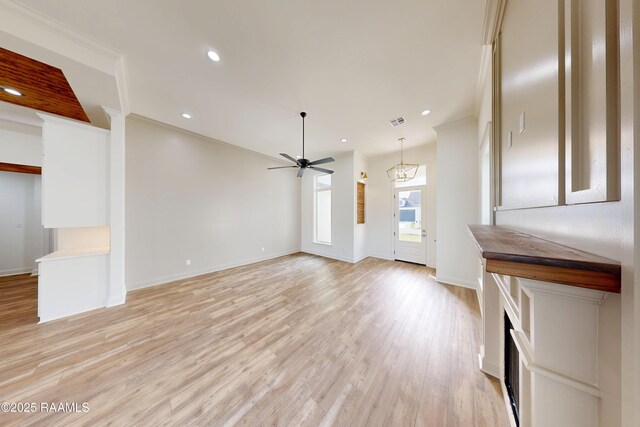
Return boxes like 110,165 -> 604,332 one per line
0,254 -> 508,426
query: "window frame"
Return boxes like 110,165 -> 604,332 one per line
313,174 -> 332,245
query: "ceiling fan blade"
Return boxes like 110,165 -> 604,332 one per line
267,166 -> 297,170
309,166 -> 334,174
279,153 -> 299,164
297,167 -> 306,178
308,157 -> 335,166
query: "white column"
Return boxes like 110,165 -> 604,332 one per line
103,107 -> 126,306
479,265 -> 501,378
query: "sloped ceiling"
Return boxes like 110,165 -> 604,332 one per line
9,0 -> 484,158
0,46 -> 90,122
0,31 -> 121,129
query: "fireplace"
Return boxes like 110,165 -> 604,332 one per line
504,312 -> 519,426
475,260 -> 608,426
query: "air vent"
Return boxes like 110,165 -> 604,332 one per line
390,116 -> 406,127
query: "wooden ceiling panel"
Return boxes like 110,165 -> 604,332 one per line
0,47 -> 90,123
0,162 -> 42,175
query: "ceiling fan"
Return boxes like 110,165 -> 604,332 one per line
268,112 -> 335,177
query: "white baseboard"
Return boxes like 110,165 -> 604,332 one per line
478,350 -> 500,378
367,252 -> 394,261
435,274 -> 477,289
0,267 -> 34,277
353,253 -> 369,263
301,249 -> 355,264
107,292 -> 126,307
39,302 -> 105,324
127,249 -> 300,291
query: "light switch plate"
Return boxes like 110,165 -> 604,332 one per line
519,112 -> 525,134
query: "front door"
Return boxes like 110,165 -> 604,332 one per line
394,186 -> 427,265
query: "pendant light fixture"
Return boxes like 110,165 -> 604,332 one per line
387,138 -> 418,182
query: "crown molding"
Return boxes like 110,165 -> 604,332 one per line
481,0 -> 507,45
114,56 -> 131,116
475,0 -> 506,116
0,0 -> 131,115
36,112 -> 110,134
102,106 -> 123,119
474,44 -> 493,114
433,115 -> 477,133
0,1 -> 122,74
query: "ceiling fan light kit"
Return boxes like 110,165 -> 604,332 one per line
387,138 -> 418,182
268,112 -> 335,177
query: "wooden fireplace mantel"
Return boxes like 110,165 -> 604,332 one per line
467,225 -> 621,293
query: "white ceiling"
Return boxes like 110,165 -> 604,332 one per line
13,0 -> 484,159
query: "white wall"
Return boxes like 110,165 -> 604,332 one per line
0,120 -> 42,167
0,171 -> 46,276
487,2 -> 626,422
435,117 -> 479,288
125,116 -> 301,289
301,151 -> 355,262
366,144 -> 437,267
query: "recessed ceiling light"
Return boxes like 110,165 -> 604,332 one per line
2,87 -> 23,96
421,109 -> 431,116
296,155 -> 302,159
207,50 -> 220,62
341,138 -> 348,143
181,113 -> 192,119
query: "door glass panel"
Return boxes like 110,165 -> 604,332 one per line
398,190 -> 422,243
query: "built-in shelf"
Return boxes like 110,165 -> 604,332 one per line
36,246 -> 110,263
468,225 -> 621,293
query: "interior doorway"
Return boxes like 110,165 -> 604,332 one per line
393,185 -> 427,265
0,159 -> 46,327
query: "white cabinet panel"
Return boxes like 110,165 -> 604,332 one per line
38,253 -> 108,322
499,0 -> 560,209
41,115 -> 108,227
564,0 -> 619,203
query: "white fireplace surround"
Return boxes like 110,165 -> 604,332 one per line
478,265 -> 607,427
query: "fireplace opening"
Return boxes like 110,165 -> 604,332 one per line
504,312 -> 520,426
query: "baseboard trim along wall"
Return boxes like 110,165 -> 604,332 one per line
302,250 -> 354,264
0,267 -> 35,278
302,249 -> 369,264
128,250 -> 475,292
127,250 -> 300,291
353,254 -> 369,263
366,253 -> 394,261
478,345 -> 501,378
106,293 -> 126,307
435,274 -> 477,289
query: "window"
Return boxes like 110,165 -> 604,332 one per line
314,174 -> 332,244
397,189 -> 422,243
